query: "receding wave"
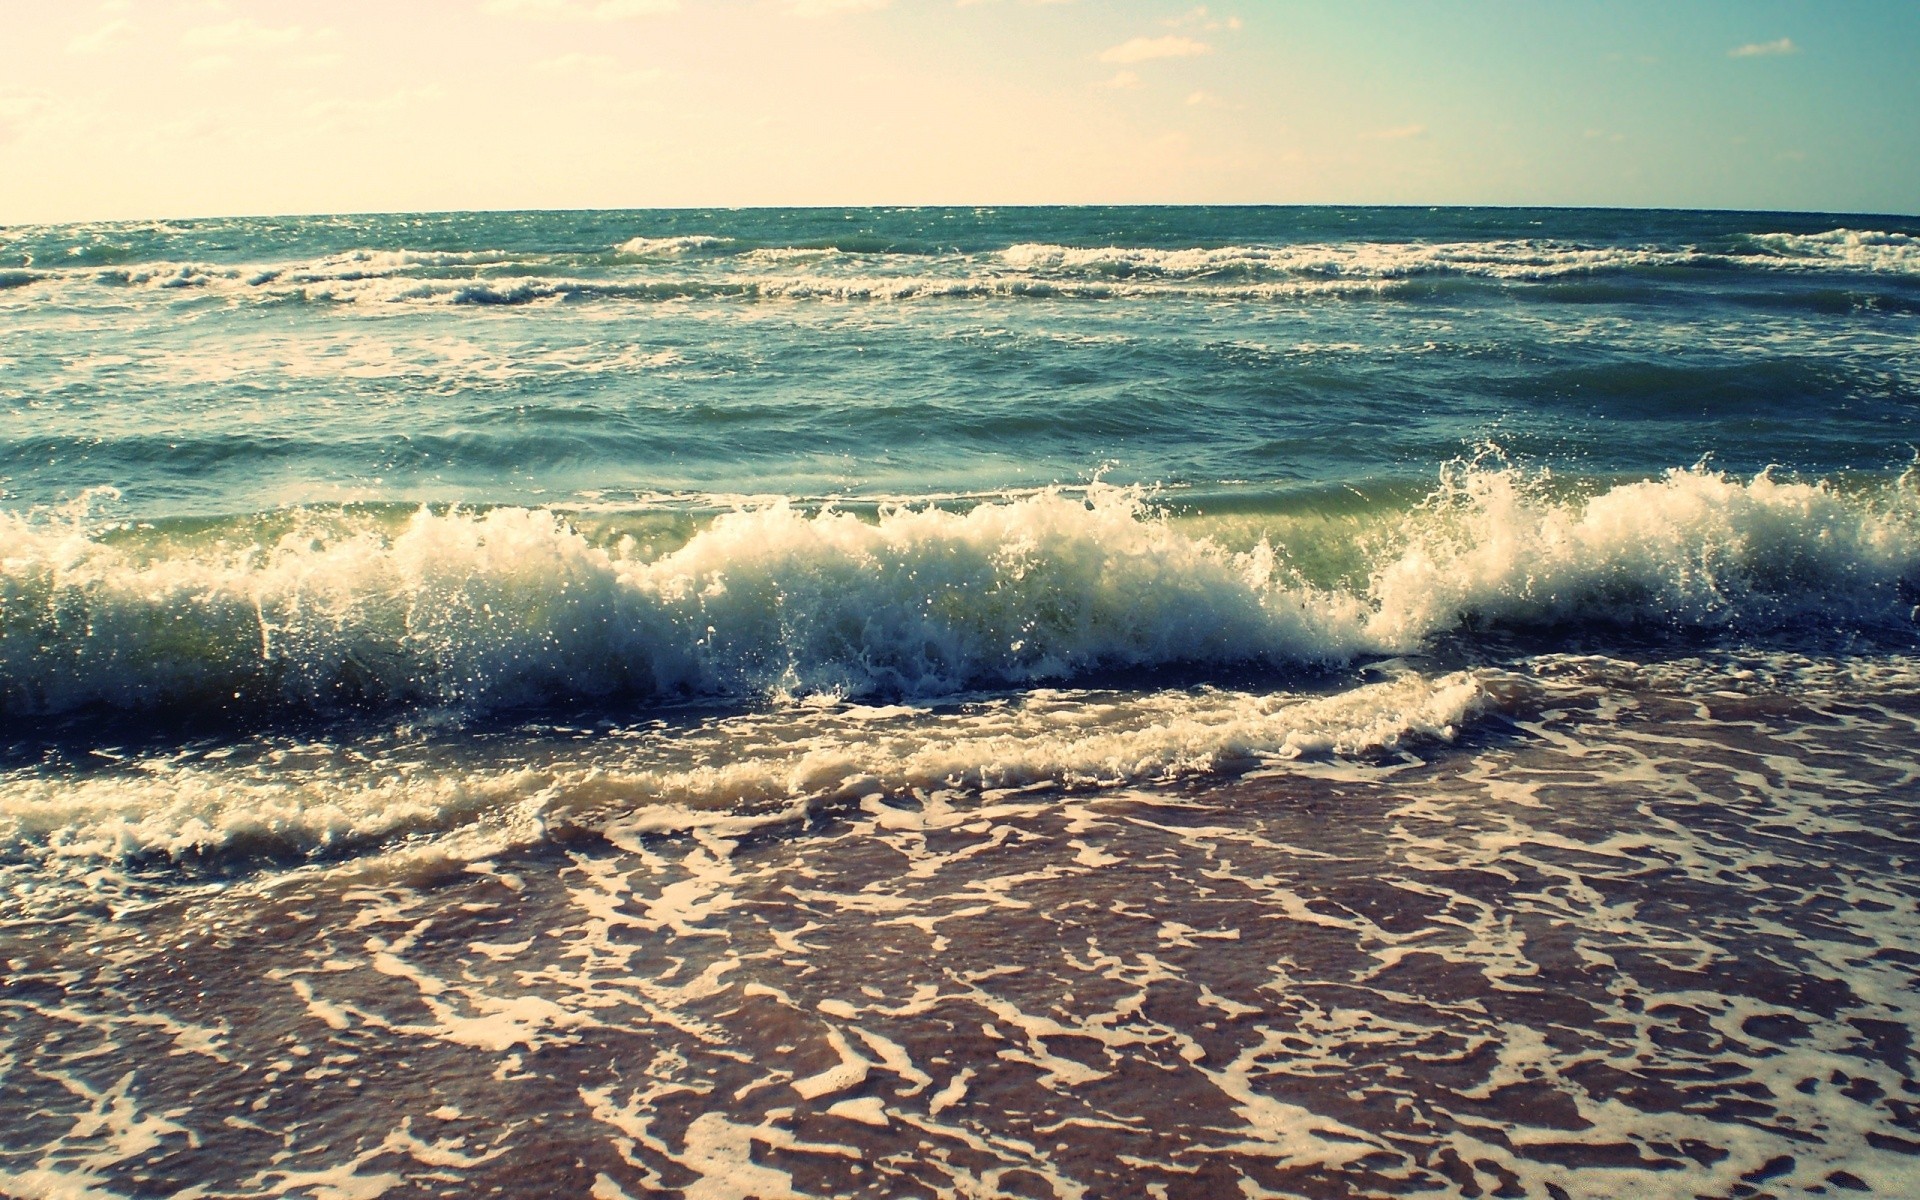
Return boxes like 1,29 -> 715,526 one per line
0,672 -> 1487,869
3,465 -> 1917,721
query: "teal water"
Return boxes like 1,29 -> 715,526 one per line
6,208 -> 1920,1198
4,206 -> 1918,517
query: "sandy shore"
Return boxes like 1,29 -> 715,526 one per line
6,662 -> 1920,1198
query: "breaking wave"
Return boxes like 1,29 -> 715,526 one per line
1002,229 -> 1920,281
3,464 -> 1917,720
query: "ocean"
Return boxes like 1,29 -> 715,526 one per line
3,206 -> 1920,1198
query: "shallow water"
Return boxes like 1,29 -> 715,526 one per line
7,655 -> 1920,1197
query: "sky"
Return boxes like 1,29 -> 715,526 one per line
1,0 -> 1915,223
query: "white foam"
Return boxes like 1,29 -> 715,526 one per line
1001,230 -> 1920,281
1367,462 -> 1920,644
6,467 -> 1920,721
1738,228 -> 1920,274
613,235 -> 732,256
0,669 -> 1486,872
0,488 -> 1371,715
20,226 -> 1914,316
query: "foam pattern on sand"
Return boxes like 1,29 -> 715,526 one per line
4,655 -> 1918,1198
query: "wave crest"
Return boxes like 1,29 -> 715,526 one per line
2,466 -> 1917,718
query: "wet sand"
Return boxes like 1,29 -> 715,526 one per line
5,664 -> 1920,1199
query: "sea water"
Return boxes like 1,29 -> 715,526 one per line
3,207 -> 1920,1197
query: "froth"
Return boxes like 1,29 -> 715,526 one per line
0,671 -> 1486,870
613,234 -> 732,256
1368,462 -> 1920,644
2,467 -> 1917,719
1000,230 -> 1920,281
0,490 -> 1356,716
1738,228 -> 1920,274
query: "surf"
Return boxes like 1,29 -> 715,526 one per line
4,464 -> 1917,723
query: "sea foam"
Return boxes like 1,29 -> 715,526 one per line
2,466 -> 1917,719
0,671 -> 1486,869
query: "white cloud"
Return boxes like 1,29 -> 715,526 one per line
1164,6 -> 1240,33
1729,37 -> 1797,58
182,20 -> 320,50
1361,123 -> 1426,141
784,0 -> 890,15
483,0 -> 679,19
1100,70 -> 1142,90
67,19 -> 136,54
1098,35 -> 1209,64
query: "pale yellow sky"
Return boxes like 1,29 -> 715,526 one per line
3,0 -> 1912,223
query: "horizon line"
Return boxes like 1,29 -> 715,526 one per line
7,201 -> 1920,229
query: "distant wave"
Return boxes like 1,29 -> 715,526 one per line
7,228 -> 1913,312
998,240 -> 1681,281
1001,229 -> 1920,281
3,466 -> 1917,720
613,234 -> 735,257
1734,228 -> 1920,274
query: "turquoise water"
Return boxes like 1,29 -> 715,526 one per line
5,207 -> 1918,516
4,206 -> 1920,723
6,207 -> 1920,1198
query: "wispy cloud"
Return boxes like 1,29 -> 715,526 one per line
1185,89 -> 1240,109
783,0 -> 890,16
1098,35 -> 1210,64
1164,6 -> 1240,33
483,0 -> 679,19
1361,123 -> 1426,141
67,19 -> 135,54
1729,37 -> 1797,58
1099,70 -> 1143,90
